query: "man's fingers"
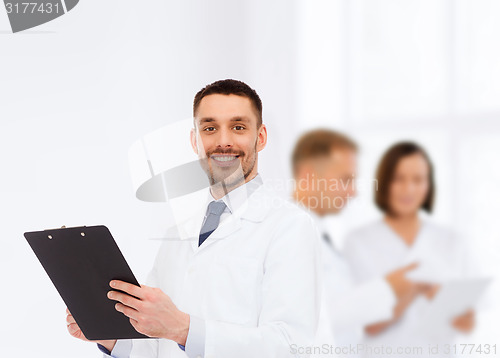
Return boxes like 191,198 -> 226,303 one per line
115,302 -> 140,321
129,317 -> 139,327
420,283 -> 440,299
67,322 -> 78,332
107,290 -> 143,310
402,262 -> 419,272
66,314 -> 76,325
109,280 -> 144,299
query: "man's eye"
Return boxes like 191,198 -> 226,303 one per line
234,125 -> 245,130
203,127 -> 216,132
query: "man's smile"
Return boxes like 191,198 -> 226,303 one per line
210,154 -> 240,167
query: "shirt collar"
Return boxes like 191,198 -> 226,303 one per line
206,173 -> 264,215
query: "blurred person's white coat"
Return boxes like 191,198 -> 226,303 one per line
309,210 -> 396,358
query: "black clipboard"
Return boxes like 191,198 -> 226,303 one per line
24,225 -> 149,340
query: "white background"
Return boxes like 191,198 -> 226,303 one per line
0,1 -> 499,356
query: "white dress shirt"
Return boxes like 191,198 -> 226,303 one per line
101,174 -> 322,358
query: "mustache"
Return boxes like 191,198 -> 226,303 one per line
207,149 -> 244,156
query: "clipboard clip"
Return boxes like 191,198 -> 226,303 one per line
44,225 -> 87,231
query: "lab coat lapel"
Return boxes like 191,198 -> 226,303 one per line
194,184 -> 272,252
165,193 -> 208,252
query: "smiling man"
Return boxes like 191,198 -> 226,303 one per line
192,84 -> 264,197
65,79 -> 321,358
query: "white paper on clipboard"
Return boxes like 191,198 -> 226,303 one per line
417,277 -> 491,339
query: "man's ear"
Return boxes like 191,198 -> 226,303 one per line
256,124 -> 267,153
190,128 -> 198,155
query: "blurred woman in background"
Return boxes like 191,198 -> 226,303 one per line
344,142 -> 477,357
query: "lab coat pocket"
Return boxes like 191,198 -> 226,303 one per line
208,255 -> 261,325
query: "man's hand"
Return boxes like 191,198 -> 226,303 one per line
366,263 -> 423,336
108,280 -> 190,346
367,264 -> 449,337
452,309 -> 475,333
419,282 -> 440,300
385,263 -> 419,303
66,308 -> 117,352
385,263 -> 423,319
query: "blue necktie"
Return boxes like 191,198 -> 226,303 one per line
199,201 -> 227,246
322,232 -> 333,247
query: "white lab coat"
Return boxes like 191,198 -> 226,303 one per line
306,212 -> 395,358
102,177 -> 322,358
343,218 -> 479,358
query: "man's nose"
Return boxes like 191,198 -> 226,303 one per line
215,128 -> 234,148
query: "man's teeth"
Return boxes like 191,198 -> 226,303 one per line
212,156 -> 237,162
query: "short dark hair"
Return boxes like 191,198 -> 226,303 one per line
374,141 -> 435,214
193,79 -> 263,127
292,129 -> 358,177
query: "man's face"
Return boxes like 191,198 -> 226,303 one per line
320,149 -> 357,213
190,94 -> 267,188
298,148 -> 357,214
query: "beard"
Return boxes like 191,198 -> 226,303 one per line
199,140 -> 258,190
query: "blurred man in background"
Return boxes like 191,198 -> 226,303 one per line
291,129 -> 421,356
